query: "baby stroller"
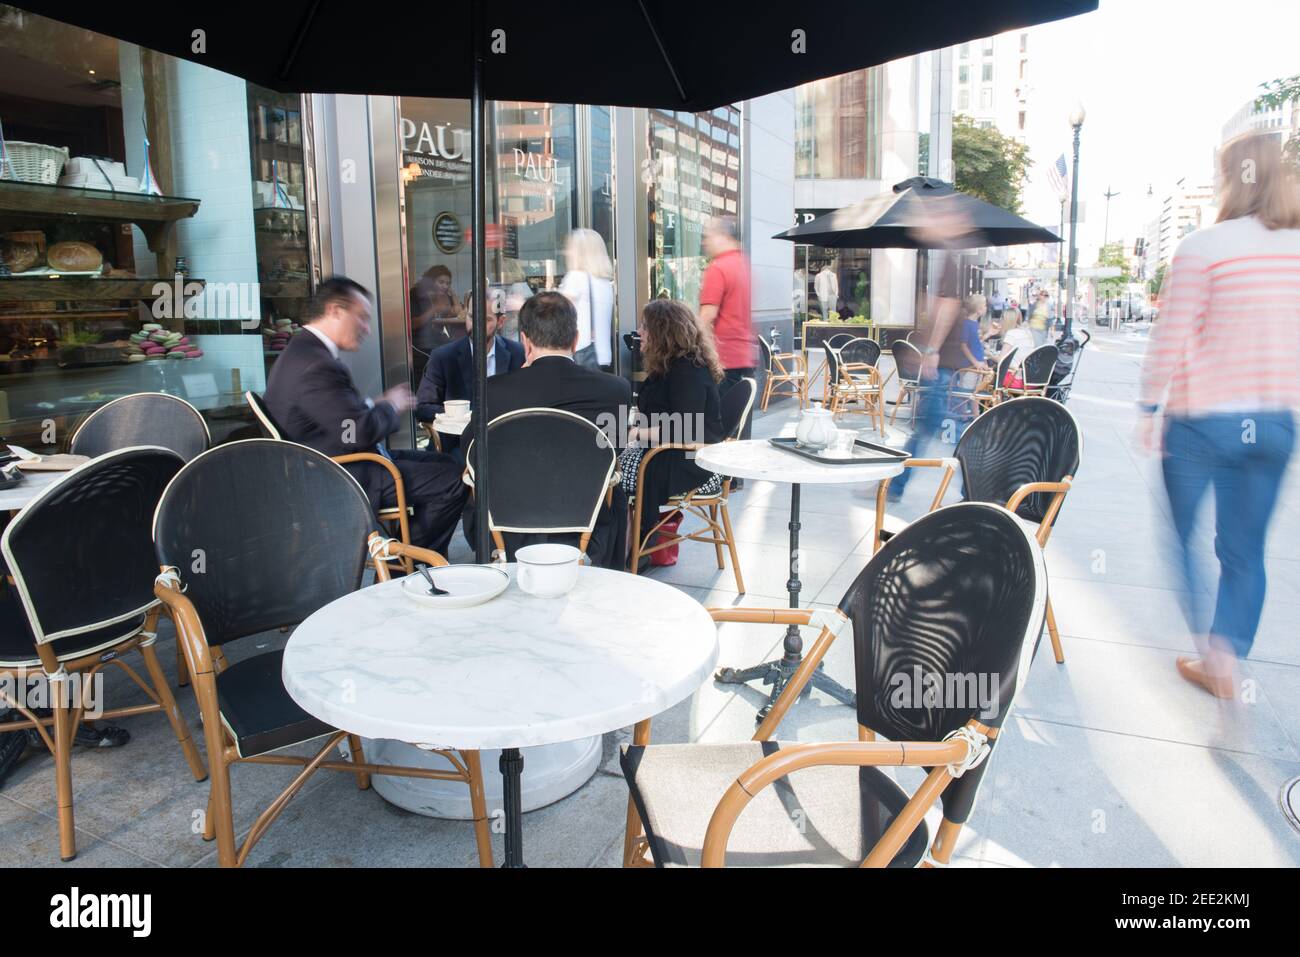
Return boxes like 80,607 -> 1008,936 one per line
1046,328 -> 1090,403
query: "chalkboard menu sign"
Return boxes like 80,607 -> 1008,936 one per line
433,212 -> 463,254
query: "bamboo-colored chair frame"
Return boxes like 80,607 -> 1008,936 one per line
887,345 -> 923,428
622,605 -> 994,868
946,365 -> 997,419
153,532 -> 493,868
0,608 -> 207,861
759,342 -> 808,412
828,351 -> 890,434
871,463 -> 1072,665
627,443 -> 744,594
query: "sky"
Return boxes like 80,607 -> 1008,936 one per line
1017,0 -> 1298,257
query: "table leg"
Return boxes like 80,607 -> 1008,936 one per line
715,483 -> 857,721
499,748 -> 525,868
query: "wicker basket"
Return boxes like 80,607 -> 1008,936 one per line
3,142 -> 70,185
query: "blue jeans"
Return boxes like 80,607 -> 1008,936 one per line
1162,411 -> 1295,658
891,367 -> 958,496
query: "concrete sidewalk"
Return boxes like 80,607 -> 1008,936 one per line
3,325 -> 1297,867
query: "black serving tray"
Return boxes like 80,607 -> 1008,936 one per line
0,467 -> 25,491
769,436 -> 908,465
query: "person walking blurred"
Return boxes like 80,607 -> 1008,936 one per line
699,216 -> 756,480
1138,133 -> 1300,700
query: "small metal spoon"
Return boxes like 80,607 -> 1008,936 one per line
417,564 -> 449,596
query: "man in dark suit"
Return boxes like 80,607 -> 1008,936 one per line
465,291 -> 631,569
264,276 -> 467,556
415,302 -> 525,451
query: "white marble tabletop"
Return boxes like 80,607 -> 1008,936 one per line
696,436 -> 906,486
0,469 -> 67,512
282,565 -> 718,750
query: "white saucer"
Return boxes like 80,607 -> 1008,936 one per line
400,564 -> 510,609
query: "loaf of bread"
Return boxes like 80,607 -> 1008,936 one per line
46,241 -> 103,272
0,240 -> 41,273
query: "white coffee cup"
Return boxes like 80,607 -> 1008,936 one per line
515,543 -> 581,598
444,399 -> 470,419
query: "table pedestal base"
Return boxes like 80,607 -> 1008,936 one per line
714,481 -> 857,721
350,736 -> 600,820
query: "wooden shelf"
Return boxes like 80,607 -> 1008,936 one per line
0,277 -> 205,302
0,309 -> 134,322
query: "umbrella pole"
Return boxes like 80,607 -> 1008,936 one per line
471,27 -> 491,564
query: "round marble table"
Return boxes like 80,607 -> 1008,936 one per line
695,433 -> 905,718
283,564 -> 718,867
0,469 -> 67,513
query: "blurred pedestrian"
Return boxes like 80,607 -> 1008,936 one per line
699,216 -> 756,461
888,196 -> 969,501
1137,133 -> 1300,699
1029,290 -> 1051,345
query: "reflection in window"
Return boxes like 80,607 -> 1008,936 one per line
794,69 -> 881,180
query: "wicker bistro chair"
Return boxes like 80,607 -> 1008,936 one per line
0,447 -> 207,862
628,377 -> 756,594
828,336 -> 888,433
757,336 -> 807,411
462,408 -> 618,562
620,502 -> 1048,867
888,339 -> 924,427
815,332 -> 856,401
151,440 -> 493,868
997,343 -> 1059,402
69,392 -> 211,462
946,363 -> 997,420
246,391 -> 415,576
874,397 -> 1082,665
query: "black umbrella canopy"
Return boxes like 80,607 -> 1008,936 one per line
774,177 -> 1062,249
10,1 -> 1096,109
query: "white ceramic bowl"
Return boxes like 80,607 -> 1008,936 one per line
515,543 -> 581,598
444,399 -> 471,419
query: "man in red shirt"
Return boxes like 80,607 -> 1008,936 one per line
700,216 -> 756,448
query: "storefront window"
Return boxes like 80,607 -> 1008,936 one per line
0,5 -> 298,450
646,105 -> 740,307
794,69 -> 881,180
793,210 -> 872,324
398,97 -> 614,387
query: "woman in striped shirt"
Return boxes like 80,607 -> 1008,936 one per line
1138,133 -> 1300,699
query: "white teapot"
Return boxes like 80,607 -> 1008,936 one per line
795,404 -> 837,450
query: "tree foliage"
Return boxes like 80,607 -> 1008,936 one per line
1256,75 -> 1300,172
951,115 -> 1033,214
1095,242 -> 1132,300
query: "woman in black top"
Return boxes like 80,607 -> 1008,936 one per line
620,299 -> 726,545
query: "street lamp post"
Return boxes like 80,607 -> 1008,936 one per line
1065,103 -> 1085,338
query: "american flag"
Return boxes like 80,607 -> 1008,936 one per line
1047,153 -> 1069,199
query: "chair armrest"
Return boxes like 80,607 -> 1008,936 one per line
700,723 -> 992,867
708,607 -> 846,629
1005,477 -> 1072,543
872,458 -> 960,552
154,568 -> 215,678
367,533 -> 448,581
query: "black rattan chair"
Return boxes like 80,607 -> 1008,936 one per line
998,343 -> 1059,401
629,377 -> 755,593
0,446 -> 207,861
757,336 -> 807,411
621,502 -> 1047,867
68,392 -> 210,462
245,390 -> 416,574
889,339 -> 924,426
876,396 -> 1082,664
830,336 -> 887,431
151,439 -> 492,867
464,408 -> 618,562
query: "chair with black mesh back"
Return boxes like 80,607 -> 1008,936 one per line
464,408 -> 618,562
829,336 -> 887,432
757,336 -> 807,412
68,392 -> 210,462
812,332 -> 855,401
151,439 -> 492,868
0,447 -> 207,862
620,502 -> 1047,867
246,390 -> 415,575
998,343 -> 1058,402
874,397 -> 1081,665
889,339 -> 924,426
629,377 -> 755,593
